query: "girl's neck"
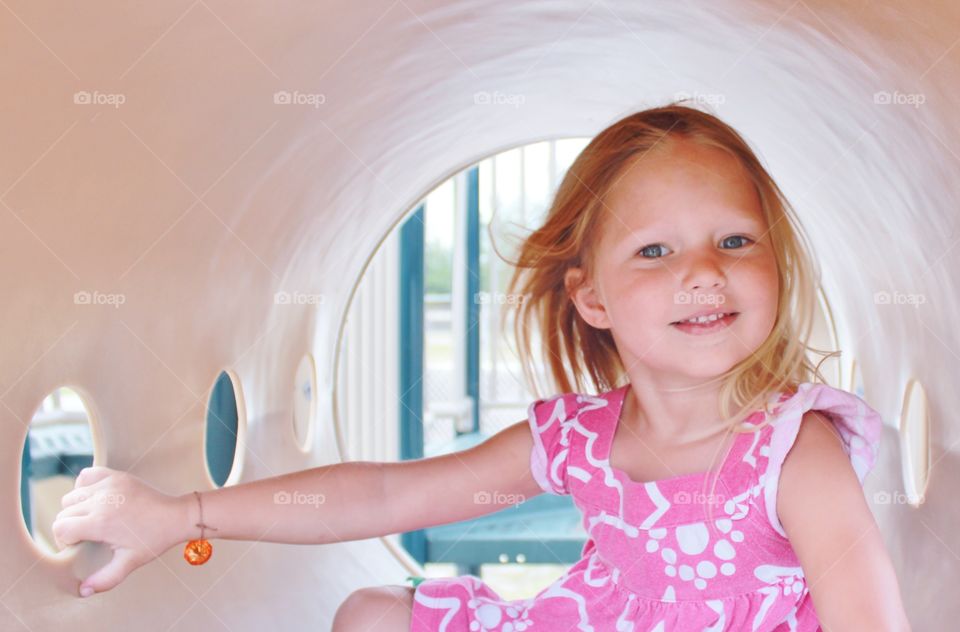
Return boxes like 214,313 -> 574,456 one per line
622,379 -> 733,447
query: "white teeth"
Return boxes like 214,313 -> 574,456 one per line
679,312 -> 730,325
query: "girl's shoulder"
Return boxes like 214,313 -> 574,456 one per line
526,390 -> 583,426
761,381 -> 882,482
753,381 -> 883,538
526,386 -> 622,495
525,384 -> 627,443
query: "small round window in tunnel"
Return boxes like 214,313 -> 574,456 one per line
205,370 -> 245,487
293,354 -> 316,451
899,378 -> 930,507
20,386 -> 98,554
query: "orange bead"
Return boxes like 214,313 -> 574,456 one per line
183,539 -> 213,565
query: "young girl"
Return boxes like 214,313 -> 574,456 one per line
52,104 -> 911,631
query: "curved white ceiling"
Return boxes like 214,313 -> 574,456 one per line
2,0 -> 957,628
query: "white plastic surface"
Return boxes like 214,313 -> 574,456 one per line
2,0 -> 957,629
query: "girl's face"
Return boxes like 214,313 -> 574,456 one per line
566,139 -> 780,385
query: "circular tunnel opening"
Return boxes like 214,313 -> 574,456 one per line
900,378 -> 931,507
19,386 -> 99,556
293,353 -> 317,452
204,370 -> 246,488
334,137 -> 592,598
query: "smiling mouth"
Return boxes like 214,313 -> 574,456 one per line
670,311 -> 740,326
670,312 -> 740,333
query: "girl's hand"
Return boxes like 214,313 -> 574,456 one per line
52,466 -> 189,597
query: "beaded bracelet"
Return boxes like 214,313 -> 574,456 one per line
183,490 -> 218,565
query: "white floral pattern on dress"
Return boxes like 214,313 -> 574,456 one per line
411,382 -> 882,631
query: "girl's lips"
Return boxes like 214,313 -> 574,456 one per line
671,312 -> 739,335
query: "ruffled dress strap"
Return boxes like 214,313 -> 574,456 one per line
759,381 -> 883,538
526,392 -> 581,496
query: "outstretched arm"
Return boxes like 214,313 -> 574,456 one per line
187,417 -> 543,544
778,410 -> 911,631
54,418 -> 543,596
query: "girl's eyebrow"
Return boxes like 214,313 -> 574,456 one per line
623,214 -> 765,239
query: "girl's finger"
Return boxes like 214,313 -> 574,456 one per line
55,502 -> 89,522
74,466 -> 112,489
62,474 -> 111,508
79,548 -> 141,597
51,515 -> 95,548
61,487 -> 94,508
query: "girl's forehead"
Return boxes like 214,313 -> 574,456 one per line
610,141 -> 752,202
603,151 -> 763,232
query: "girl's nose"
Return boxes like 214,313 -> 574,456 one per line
687,276 -> 725,291
682,255 -> 727,292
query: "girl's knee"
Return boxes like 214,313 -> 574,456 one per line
333,585 -> 415,631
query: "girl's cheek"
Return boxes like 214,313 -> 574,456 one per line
742,252 -> 778,284
742,260 -> 780,316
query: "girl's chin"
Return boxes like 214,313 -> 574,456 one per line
658,352 -> 753,380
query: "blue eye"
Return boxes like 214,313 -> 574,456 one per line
638,244 -> 671,258
636,236 -> 753,259
721,235 -> 753,249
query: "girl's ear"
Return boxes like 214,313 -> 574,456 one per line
564,267 -> 612,330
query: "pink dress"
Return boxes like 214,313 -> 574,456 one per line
410,381 -> 882,631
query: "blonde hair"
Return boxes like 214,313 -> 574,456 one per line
497,102 -> 837,516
